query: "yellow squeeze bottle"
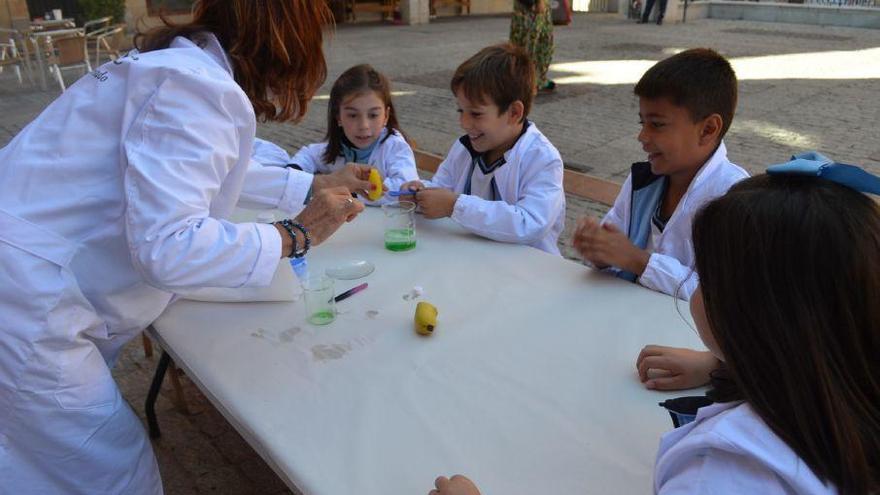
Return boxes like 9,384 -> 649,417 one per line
367,168 -> 383,201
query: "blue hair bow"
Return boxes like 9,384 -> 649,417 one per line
766,151 -> 880,195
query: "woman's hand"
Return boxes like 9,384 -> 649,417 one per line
429,475 -> 481,495
313,163 -> 375,197
294,186 -> 364,246
636,345 -> 720,390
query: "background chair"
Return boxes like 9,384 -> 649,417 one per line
0,28 -> 32,85
90,24 -> 125,66
44,30 -> 91,91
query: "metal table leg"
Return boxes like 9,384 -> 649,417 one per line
145,351 -> 171,439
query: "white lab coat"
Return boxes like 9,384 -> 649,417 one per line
260,129 -> 419,206
0,33 -> 287,494
655,401 -> 835,494
423,123 -> 565,255
602,142 -> 748,299
240,157 -> 313,215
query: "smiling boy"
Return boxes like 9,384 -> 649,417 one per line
573,48 -> 748,299
401,43 -> 565,255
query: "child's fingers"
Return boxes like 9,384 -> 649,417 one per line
636,344 -> 670,364
601,221 -> 621,233
435,476 -> 450,489
645,375 -> 688,391
637,355 -> 677,380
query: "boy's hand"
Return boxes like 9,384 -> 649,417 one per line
636,345 -> 720,390
399,180 -> 425,197
574,217 -> 650,275
313,163 -> 376,197
429,475 -> 481,495
416,189 -> 459,219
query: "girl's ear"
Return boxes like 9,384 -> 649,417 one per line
384,106 -> 391,127
699,114 -> 723,146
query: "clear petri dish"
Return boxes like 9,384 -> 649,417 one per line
325,260 -> 375,280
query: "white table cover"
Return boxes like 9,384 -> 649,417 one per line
151,208 -> 704,494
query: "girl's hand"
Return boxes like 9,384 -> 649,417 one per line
636,345 -> 720,390
415,188 -> 458,219
294,186 -> 364,245
429,475 -> 481,495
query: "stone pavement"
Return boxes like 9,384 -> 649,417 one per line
2,12 -> 880,494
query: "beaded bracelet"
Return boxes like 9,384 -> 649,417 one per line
280,219 -> 311,258
276,220 -> 298,258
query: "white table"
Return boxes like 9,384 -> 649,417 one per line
149,208 -> 704,494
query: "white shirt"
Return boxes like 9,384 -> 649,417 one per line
655,401 -> 835,494
424,123 -> 566,255
602,142 -> 748,299
254,130 -> 419,206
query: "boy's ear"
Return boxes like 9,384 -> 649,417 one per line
699,114 -> 723,146
507,100 -> 525,124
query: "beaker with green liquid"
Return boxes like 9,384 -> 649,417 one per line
382,201 -> 416,251
302,275 -> 336,325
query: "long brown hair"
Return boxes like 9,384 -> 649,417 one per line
322,64 -> 404,164
135,0 -> 332,123
693,174 -> 880,494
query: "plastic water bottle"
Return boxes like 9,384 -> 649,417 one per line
290,256 -> 308,281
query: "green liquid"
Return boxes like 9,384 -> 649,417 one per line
308,310 -> 336,325
384,228 -> 416,251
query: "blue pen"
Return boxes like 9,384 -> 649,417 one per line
388,190 -> 417,197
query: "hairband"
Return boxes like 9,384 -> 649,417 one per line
767,151 -> 880,195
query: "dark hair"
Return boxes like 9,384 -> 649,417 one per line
322,64 -> 404,164
693,174 -> 880,494
634,48 -> 737,139
450,43 -> 534,122
135,0 -> 332,123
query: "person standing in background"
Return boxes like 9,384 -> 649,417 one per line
510,0 -> 556,92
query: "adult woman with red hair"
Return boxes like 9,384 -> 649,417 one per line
0,2 -> 360,493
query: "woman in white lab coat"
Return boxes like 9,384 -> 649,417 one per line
0,2 -> 363,493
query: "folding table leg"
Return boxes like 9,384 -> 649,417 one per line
145,351 -> 171,438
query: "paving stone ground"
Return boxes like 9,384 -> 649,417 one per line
2,12 -> 879,493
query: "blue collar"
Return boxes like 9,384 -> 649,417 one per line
767,151 -> 880,195
459,120 -> 531,176
340,129 -> 386,164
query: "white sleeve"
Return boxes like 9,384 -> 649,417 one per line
639,252 -> 698,300
289,143 -> 329,174
423,141 -> 464,190
657,440 -> 795,495
382,135 -> 420,192
238,158 -> 313,215
123,72 -> 281,290
601,174 -> 631,232
251,137 -> 292,167
450,150 -> 564,245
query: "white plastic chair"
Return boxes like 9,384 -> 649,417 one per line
0,28 -> 32,85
